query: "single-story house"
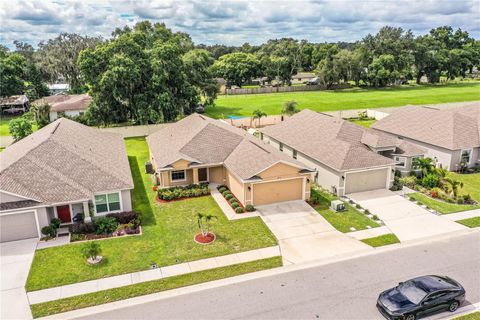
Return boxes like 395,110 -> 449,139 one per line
147,114 -> 313,207
372,105 -> 480,171
0,95 -> 29,114
260,109 -> 426,196
33,94 -> 92,121
47,83 -> 70,95
0,118 -> 134,242
291,72 -> 316,84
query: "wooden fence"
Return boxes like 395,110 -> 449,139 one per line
225,84 -> 351,95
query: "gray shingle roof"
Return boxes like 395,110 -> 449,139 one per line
372,105 -> 480,150
147,114 -> 310,180
0,118 -> 133,207
33,94 -> 91,112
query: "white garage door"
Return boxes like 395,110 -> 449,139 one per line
345,168 -> 389,194
0,212 -> 38,242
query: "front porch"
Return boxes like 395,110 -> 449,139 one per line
47,201 -> 90,225
157,165 -> 223,188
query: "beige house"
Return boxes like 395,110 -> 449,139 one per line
260,110 -> 425,196
373,105 -> 480,171
34,94 -> 92,121
147,114 -> 313,207
0,118 -> 133,242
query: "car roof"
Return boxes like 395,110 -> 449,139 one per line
410,275 -> 459,293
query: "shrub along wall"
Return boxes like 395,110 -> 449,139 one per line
157,183 -> 210,201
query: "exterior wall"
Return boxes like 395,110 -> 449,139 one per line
225,171 -> 246,206
258,162 -> 300,180
0,191 -> 29,202
49,111 -> 58,121
121,189 -> 132,212
36,207 -> 49,229
209,166 -> 224,184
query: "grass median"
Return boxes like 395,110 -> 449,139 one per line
361,234 -> 400,247
456,217 -> 480,228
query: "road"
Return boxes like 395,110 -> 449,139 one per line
78,232 -> 480,320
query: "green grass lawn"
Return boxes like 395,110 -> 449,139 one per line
207,83 -> 480,118
453,311 -> 480,320
349,118 -> 377,128
408,193 -> 480,214
30,256 -> 282,318
0,115 -> 38,136
26,137 -> 277,291
446,172 -> 480,203
456,217 -> 480,228
361,234 -> 400,247
312,188 -> 380,232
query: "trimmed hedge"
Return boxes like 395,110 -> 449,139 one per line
245,204 -> 255,212
106,211 -> 139,224
158,183 -> 210,201
235,207 -> 244,213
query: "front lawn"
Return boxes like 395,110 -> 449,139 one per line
311,188 -> 380,232
31,256 -> 282,318
0,114 -> 38,136
361,234 -> 400,247
26,137 -> 277,291
446,172 -> 480,203
349,118 -> 377,128
456,217 -> 480,228
408,193 -> 480,214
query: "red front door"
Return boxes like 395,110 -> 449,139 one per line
57,205 -> 71,223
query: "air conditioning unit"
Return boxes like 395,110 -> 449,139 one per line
331,200 -> 345,212
145,161 -> 154,174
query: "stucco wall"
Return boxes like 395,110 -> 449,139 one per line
121,189 -> 132,212
209,166 -> 224,184
36,207 -> 50,230
226,171 -> 245,205
0,192 -> 29,203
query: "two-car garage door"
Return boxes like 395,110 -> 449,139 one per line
345,168 -> 389,194
0,211 -> 38,242
253,178 -> 304,206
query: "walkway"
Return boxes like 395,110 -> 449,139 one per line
209,184 -> 260,220
27,246 -> 280,304
348,189 -> 466,242
256,201 -> 372,265
442,209 -> 480,221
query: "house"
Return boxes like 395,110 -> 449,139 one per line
260,109 -> 425,196
33,94 -> 92,121
0,95 -> 29,114
147,114 -> 313,207
0,118 -> 134,242
372,105 -> 480,171
291,72 -> 316,84
47,83 -> 70,95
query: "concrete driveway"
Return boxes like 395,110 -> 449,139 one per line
1,238 -> 37,320
257,201 -> 372,264
348,189 -> 466,242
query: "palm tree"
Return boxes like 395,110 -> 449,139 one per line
281,101 -> 299,116
435,167 -> 449,178
196,212 -> 217,237
412,157 -> 435,177
252,109 -> 267,127
443,178 -> 464,198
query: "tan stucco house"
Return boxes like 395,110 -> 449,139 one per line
147,114 -> 313,207
373,105 -> 480,171
260,109 -> 425,196
0,118 -> 134,242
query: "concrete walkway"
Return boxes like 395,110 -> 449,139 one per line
348,226 -> 392,240
209,184 -> 260,220
442,209 -> 480,221
27,246 -> 280,304
256,201 -> 372,264
349,189 -> 466,242
1,238 -> 37,320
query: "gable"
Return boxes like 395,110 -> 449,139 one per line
257,162 -> 301,180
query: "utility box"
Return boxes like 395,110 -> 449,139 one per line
331,200 -> 345,212
145,161 -> 154,174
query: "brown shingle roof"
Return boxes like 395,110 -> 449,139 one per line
147,114 -> 310,180
0,118 -> 133,206
33,94 -> 91,112
0,95 -> 28,106
372,105 -> 480,150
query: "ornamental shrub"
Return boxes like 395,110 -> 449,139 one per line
231,202 -> 240,209
50,218 -> 61,229
421,174 -> 439,189
222,190 -> 231,197
245,204 -> 255,212
218,187 -> 227,193
94,217 -> 118,235
71,222 -> 95,234
225,194 -> 234,200
41,226 -> 55,237
107,211 -> 139,224
235,207 -> 244,213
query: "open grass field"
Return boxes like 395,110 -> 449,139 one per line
206,83 -> 480,118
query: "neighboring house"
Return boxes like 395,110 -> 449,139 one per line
291,72 -> 316,84
0,95 -> 29,114
373,105 -> 480,171
147,114 -> 313,207
47,83 -> 70,95
215,78 -> 227,94
0,118 -> 134,242
260,109 -> 425,196
33,94 -> 92,121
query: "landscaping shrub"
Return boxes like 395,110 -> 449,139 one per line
70,233 -> 86,242
50,218 -> 61,229
157,183 -> 210,201
399,176 -> 417,188
245,204 -> 255,212
355,204 -> 362,209
235,207 -> 244,213
222,190 -> 231,197
421,174 -> 439,188
430,187 -> 441,198
107,211 -> 139,224
41,226 -> 56,238
372,215 -> 379,220
457,197 -> 465,204
71,222 -> 95,234
231,202 -> 240,209
225,194 -> 234,200
94,217 -> 118,235
218,187 -> 227,193
364,209 -> 370,214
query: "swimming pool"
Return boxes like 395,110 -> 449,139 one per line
228,115 -> 245,120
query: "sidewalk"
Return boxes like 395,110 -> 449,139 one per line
348,226 -> 392,240
27,245 -> 280,304
209,184 -> 260,220
442,209 -> 480,221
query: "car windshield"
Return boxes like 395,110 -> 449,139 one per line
398,281 -> 428,304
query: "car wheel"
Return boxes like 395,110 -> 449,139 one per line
449,301 -> 459,312
405,314 -> 416,320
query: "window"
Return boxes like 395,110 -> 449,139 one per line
394,156 -> 406,168
95,192 -> 121,213
171,170 -> 186,182
293,150 -> 297,159
461,149 -> 472,164
279,143 -> 283,151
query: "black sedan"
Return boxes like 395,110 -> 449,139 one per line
377,275 -> 465,320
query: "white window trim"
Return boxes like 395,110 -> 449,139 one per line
460,149 -> 472,165
171,170 -> 187,182
394,156 -> 406,168
93,191 -> 123,216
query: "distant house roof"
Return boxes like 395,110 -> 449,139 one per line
292,72 -> 315,80
372,105 -> 480,150
47,83 -> 69,90
260,109 -> 425,172
0,95 -> 28,106
147,114 -> 310,181
0,118 -> 133,207
33,94 -> 92,112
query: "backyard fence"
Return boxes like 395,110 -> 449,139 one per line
224,83 -> 351,95
99,123 -> 170,138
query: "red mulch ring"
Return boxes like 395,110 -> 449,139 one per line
194,232 -> 216,244
155,194 -> 210,203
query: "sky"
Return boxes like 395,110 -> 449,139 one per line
1,0 -> 479,49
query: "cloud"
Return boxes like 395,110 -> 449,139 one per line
0,0 -> 478,49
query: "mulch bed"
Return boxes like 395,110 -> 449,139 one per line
155,194 -> 210,203
217,186 -> 246,213
194,232 -> 216,244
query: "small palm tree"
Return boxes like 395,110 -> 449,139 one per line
196,212 -> 217,237
81,242 -> 101,262
412,157 -> 435,177
252,109 -> 267,127
435,167 -> 449,178
443,178 -> 464,198
281,101 -> 299,116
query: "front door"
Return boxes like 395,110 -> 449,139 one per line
198,168 -> 208,182
57,205 -> 71,223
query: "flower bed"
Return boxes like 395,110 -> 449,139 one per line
216,185 -> 255,213
157,183 -> 210,202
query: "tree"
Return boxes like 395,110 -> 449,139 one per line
9,116 -> 33,141
262,56 -> 291,85
252,109 -> 267,127
443,178 -> 463,198
196,213 -> 217,237
316,58 -> 340,89
31,102 -> 51,128
81,242 -> 102,262
366,55 -> 399,87
0,51 -> 26,97
182,49 -> 218,106
412,157 -> 435,177
282,101 -> 299,116
211,52 -> 260,87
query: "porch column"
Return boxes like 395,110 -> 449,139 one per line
83,201 -> 91,222
193,168 -> 199,184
